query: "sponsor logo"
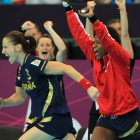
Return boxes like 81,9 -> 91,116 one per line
31,60 -> 41,66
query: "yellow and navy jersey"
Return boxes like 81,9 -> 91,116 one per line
15,54 -> 69,118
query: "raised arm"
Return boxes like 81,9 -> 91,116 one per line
85,1 -> 96,40
43,61 -> 99,101
61,0 -> 95,61
78,5 -> 131,65
44,21 -> 66,63
0,86 -> 27,108
115,0 -> 134,59
19,21 -> 35,34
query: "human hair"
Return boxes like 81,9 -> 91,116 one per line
107,26 -> 121,44
106,19 -> 120,27
4,31 -> 36,55
37,34 -> 55,47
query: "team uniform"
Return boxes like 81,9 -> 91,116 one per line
15,54 -> 76,139
88,59 -> 135,140
66,10 -> 140,139
51,58 -> 65,97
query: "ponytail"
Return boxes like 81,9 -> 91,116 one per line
25,36 -> 36,55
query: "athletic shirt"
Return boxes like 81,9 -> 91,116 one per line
89,59 -> 135,115
50,58 -> 65,97
66,10 -> 138,116
15,54 -> 69,118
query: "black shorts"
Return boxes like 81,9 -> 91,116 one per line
24,113 -> 76,139
96,108 -> 140,140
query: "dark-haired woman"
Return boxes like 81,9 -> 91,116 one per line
61,0 -> 140,140
84,1 -> 135,139
0,30 -> 99,140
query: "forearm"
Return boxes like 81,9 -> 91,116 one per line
63,65 -> 84,82
85,18 -> 94,40
46,27 -> 66,51
119,5 -> 134,58
119,5 -> 128,36
4,93 -> 25,107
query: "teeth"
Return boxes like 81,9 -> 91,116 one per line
5,54 -> 10,57
94,50 -> 98,52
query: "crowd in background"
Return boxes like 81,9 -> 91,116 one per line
0,0 -> 140,4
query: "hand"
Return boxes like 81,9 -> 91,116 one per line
44,21 -> 53,30
115,0 -> 125,8
21,21 -> 35,30
87,1 -> 96,10
78,7 -> 94,18
87,86 -> 100,101
0,98 -> 4,108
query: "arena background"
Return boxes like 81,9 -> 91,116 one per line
0,3 -> 140,133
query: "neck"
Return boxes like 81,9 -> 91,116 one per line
16,52 -> 26,65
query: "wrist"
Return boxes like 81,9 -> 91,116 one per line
18,26 -> 26,34
45,27 -> 52,32
88,15 -> 98,24
79,78 -> 92,90
118,5 -> 126,9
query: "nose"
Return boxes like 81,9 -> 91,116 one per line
2,48 -> 5,54
93,43 -> 97,49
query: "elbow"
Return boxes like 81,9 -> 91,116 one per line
19,95 -> 26,105
61,47 -> 67,54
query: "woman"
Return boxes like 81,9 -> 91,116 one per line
61,0 -> 140,139
0,30 -> 99,140
84,1 -> 135,139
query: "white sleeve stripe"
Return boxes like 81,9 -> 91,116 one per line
74,12 -> 94,41
103,23 -> 115,41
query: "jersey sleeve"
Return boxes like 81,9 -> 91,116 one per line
28,58 -> 48,76
93,20 -> 131,65
66,10 -> 95,61
15,66 -> 22,87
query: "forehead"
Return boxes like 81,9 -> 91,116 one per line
2,37 -> 11,45
38,37 -> 52,43
94,35 -> 100,41
109,22 -> 121,29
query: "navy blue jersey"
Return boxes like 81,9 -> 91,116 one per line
51,58 -> 65,97
15,54 -> 69,118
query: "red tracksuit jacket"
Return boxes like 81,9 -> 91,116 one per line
66,10 -> 138,116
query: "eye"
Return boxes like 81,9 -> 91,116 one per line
3,46 -> 7,48
46,43 -> 50,47
97,41 -> 101,44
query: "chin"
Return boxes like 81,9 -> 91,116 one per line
95,56 -> 101,60
10,61 -> 15,64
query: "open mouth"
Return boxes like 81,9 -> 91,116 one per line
94,50 -> 99,55
42,52 -> 47,55
5,54 -> 10,58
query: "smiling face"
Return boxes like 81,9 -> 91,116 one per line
2,37 -> 18,64
93,35 -> 108,60
37,37 -> 55,60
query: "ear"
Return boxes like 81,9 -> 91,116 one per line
52,46 -> 55,52
16,44 -> 22,52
